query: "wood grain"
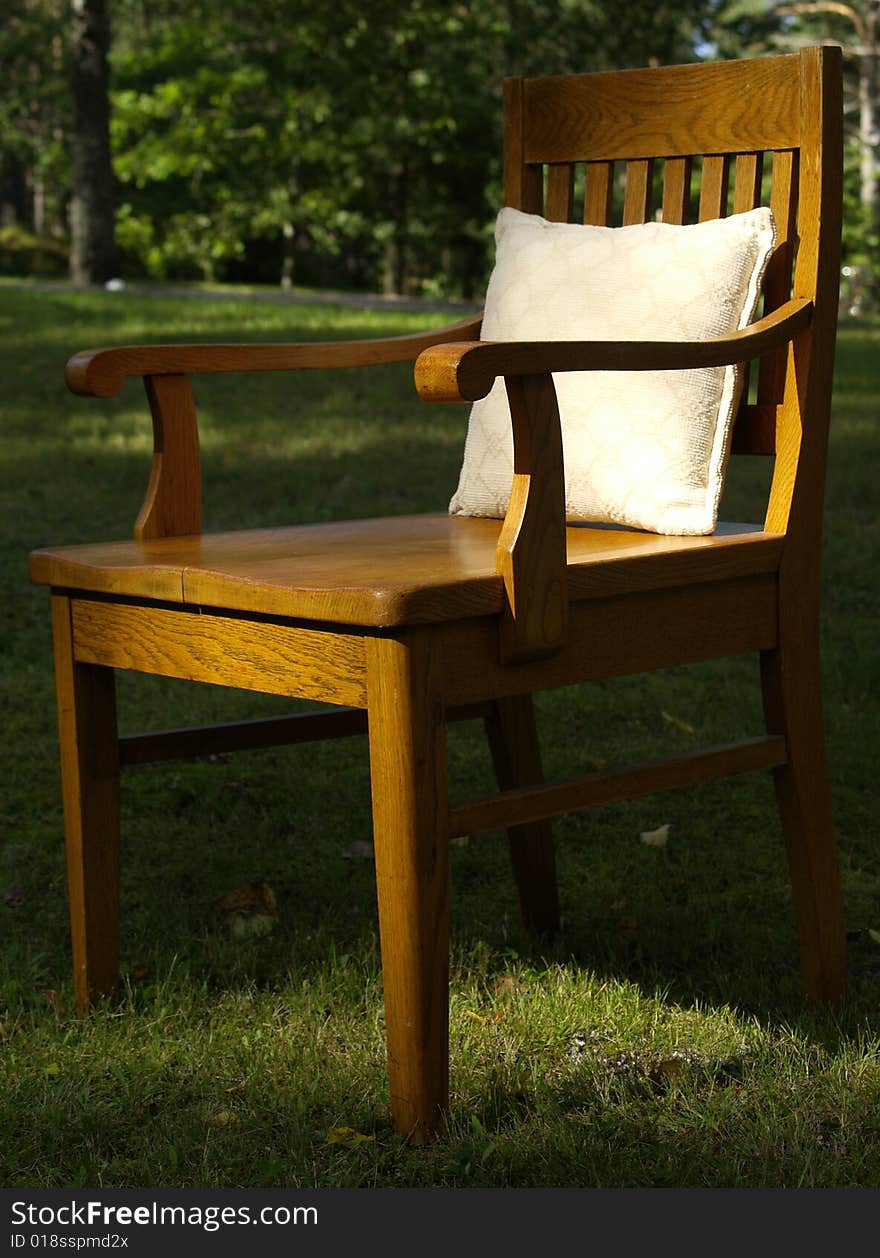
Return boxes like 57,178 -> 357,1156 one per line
758,149 -> 799,408
414,298 -> 813,404
366,630 -> 449,1141
699,154 -> 730,220
118,700 -> 491,767
65,313 -> 484,398
70,598 -> 368,706
545,164 -> 574,221
51,594 -> 120,1014
496,375 -> 567,662
661,156 -> 692,224
440,574 -> 779,706
503,77 -> 544,214
584,162 -> 614,224
451,736 -> 787,838
623,158 -> 654,224
31,518 -> 784,628
522,56 -> 801,164
135,374 -> 201,540
485,695 -> 559,934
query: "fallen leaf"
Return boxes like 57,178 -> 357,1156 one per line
3,888 -> 24,908
230,913 -> 275,938
216,882 -> 277,938
130,964 -> 150,982
326,1126 -> 374,1145
342,840 -> 374,861
464,1009 -> 490,1026
649,1057 -> 686,1092
491,974 -> 523,997
208,1110 -> 235,1127
215,881 -> 277,917
45,1062 -> 60,1077
661,711 -> 696,735
640,823 -> 671,847
464,1008 -> 503,1026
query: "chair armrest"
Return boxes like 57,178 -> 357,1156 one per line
66,312 -> 484,398
413,298 -> 812,403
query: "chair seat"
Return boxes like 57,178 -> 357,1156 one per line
30,514 -> 783,627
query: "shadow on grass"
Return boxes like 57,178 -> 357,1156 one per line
4,294 -> 879,1186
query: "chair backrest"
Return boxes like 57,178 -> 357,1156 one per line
502,48 -> 843,540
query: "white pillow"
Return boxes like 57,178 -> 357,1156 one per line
450,205 -> 777,535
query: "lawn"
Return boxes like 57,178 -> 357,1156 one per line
1,284 -> 878,1187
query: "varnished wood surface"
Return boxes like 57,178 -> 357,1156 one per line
135,374 -> 201,540
440,574 -> 779,705
65,313 -> 484,398
51,595 -> 121,1014
71,599 -> 368,706
366,630 -> 449,1140
30,516 -> 783,628
413,299 -> 813,405
496,375 -> 568,661
521,55 -> 802,164
450,736 -> 787,838
118,700 -> 491,767
485,696 -> 559,934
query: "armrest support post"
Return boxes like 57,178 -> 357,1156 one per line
496,374 -> 568,663
134,374 -> 201,540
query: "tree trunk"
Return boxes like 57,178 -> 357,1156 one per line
69,0 -> 117,285
859,1 -> 879,243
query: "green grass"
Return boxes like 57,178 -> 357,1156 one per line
1,286 -> 879,1187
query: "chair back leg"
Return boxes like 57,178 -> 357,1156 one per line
485,694 -> 560,934
761,641 -> 846,1003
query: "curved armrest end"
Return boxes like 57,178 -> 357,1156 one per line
415,297 -> 813,401
65,349 -> 128,398
414,342 -> 492,403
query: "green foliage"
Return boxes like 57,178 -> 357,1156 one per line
1,0 -> 715,294
0,226 -> 68,277
4,0 -> 876,297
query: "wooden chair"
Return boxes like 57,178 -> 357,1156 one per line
29,47 -> 845,1142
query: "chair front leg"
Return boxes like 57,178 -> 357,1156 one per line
51,594 -> 121,1015
366,630 -> 449,1142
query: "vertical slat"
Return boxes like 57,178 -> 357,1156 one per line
732,152 -> 766,398
733,151 -> 765,214
545,164 -> 574,222
661,156 -> 692,224
758,149 -> 799,405
584,161 -> 614,224
504,78 -> 543,214
622,158 -> 654,224
699,154 -> 731,220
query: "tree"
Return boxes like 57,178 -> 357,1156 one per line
70,0 -> 117,283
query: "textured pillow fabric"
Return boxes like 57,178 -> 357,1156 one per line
450,205 -> 777,535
